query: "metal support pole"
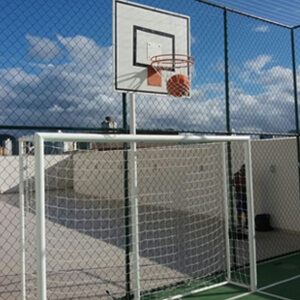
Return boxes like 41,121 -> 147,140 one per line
224,8 -> 237,268
129,93 -> 140,300
35,133 -> 47,300
122,93 -> 131,299
224,8 -> 231,135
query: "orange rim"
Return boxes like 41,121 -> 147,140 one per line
151,54 -> 194,70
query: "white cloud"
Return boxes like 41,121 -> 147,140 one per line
253,25 -> 269,33
261,66 -> 293,85
0,34 -> 297,133
190,34 -> 196,45
229,55 -> 296,132
57,35 -> 111,69
0,68 -> 39,86
26,35 -> 62,61
48,105 -> 64,113
0,35 -> 116,128
244,55 -> 272,73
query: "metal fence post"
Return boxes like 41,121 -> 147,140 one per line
291,28 -> 300,199
224,8 -> 238,268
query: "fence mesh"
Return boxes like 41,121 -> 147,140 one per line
1,0 -> 300,299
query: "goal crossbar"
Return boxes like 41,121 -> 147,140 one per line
34,132 -> 251,144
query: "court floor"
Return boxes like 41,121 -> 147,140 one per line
1,193 -> 300,300
184,253 -> 300,300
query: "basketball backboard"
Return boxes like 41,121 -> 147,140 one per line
113,0 -> 191,96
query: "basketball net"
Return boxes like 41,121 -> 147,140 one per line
150,54 -> 195,97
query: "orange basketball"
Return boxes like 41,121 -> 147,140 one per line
167,74 -> 190,97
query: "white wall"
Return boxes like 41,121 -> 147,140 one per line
251,138 -> 300,231
1,137 -> 300,231
0,156 -> 20,194
0,154 -> 73,194
73,144 -> 225,216
72,139 -> 300,232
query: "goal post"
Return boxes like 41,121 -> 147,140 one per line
19,136 -> 35,300
19,132 -> 256,300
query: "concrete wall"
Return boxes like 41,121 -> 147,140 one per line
73,144 -> 225,215
72,139 -> 300,231
251,138 -> 300,231
1,138 -> 300,231
0,154 -> 73,194
0,156 -> 20,194
73,150 -> 125,200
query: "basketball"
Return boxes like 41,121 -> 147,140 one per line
167,74 -> 190,97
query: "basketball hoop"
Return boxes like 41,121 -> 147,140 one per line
150,54 -> 195,97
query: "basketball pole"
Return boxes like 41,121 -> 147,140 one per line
129,92 -> 141,300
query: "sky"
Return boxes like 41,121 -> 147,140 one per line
205,0 -> 300,27
0,0 -> 300,136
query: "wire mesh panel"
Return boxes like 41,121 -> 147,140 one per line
130,0 -> 227,133
20,133 -> 255,300
251,137 -> 300,261
227,12 -> 295,135
0,1 -> 300,300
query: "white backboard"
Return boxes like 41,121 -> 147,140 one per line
113,0 -> 191,95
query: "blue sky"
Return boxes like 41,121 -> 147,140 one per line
206,0 -> 300,27
0,0 -> 299,134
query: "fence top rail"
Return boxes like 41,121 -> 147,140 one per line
195,0 -> 292,28
30,132 -> 250,144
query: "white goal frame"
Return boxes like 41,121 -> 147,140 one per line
20,132 -> 256,300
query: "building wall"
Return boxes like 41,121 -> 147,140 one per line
251,138 -> 300,231
0,154 -> 73,194
2,138 -> 300,231
73,144 -> 225,215
72,138 -> 300,231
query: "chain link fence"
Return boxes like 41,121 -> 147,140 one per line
1,0 -> 300,299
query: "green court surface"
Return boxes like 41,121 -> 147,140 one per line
183,253 -> 300,300
257,253 -> 300,287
